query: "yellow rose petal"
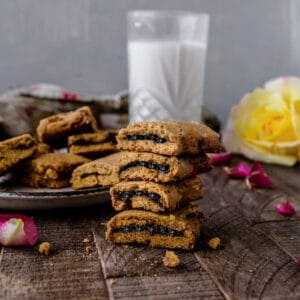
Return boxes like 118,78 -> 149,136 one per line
232,89 -> 290,141
265,77 -> 300,104
241,142 -> 297,166
290,100 -> 300,138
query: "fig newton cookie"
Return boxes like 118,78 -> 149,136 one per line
0,134 -> 36,174
68,130 -> 118,159
118,152 -> 211,183
71,152 -> 123,190
117,121 -> 221,156
110,177 -> 204,213
36,106 -> 98,147
20,153 -> 89,188
106,204 -> 204,250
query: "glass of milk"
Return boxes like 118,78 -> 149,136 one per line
127,10 -> 209,123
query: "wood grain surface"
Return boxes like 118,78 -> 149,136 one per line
0,159 -> 299,299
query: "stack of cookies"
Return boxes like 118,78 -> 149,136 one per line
0,106 -> 120,189
106,121 -> 221,250
18,106 -> 100,188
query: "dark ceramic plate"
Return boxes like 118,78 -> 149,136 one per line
0,184 -> 110,210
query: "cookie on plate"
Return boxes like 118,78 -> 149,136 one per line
20,153 -> 89,188
117,121 -> 221,156
71,152 -> 123,190
0,134 -> 36,174
34,143 -> 52,156
118,152 -> 211,183
105,204 -> 204,250
68,130 -> 118,159
36,106 -> 98,147
110,177 -> 204,213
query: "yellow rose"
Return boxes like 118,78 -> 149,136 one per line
223,77 -> 300,166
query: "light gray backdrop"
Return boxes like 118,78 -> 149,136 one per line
0,0 -> 299,127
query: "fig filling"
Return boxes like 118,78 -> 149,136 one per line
126,134 -> 167,143
117,190 -> 161,204
11,141 -> 35,150
80,172 -> 99,179
119,161 -> 170,174
114,224 -> 183,236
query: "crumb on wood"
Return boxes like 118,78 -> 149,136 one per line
109,279 -> 116,285
82,238 -> 90,244
163,250 -> 180,268
85,245 -> 92,253
38,242 -> 51,256
208,237 -> 221,250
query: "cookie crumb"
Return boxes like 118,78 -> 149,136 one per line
82,238 -> 90,244
109,279 -> 116,285
85,245 -> 92,253
163,250 -> 180,268
208,237 -> 221,250
39,242 -> 51,256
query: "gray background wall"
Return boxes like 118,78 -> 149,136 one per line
0,0 -> 299,127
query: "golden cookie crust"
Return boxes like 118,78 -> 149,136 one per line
71,152 -> 123,190
35,143 -> 52,155
20,153 -> 89,188
110,177 -> 204,212
118,151 -> 211,183
68,131 -> 118,159
0,134 -> 36,174
117,121 -> 221,156
36,106 -> 98,147
105,204 -> 204,250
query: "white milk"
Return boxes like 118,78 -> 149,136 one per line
128,40 -> 207,122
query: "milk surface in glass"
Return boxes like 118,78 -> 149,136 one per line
128,40 -> 207,122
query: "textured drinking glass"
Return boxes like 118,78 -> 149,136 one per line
127,10 -> 209,123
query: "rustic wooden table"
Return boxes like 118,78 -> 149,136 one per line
0,160 -> 299,299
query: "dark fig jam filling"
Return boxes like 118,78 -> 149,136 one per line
126,134 -> 167,143
117,190 -> 161,204
119,161 -> 170,174
114,224 -> 183,236
80,172 -> 99,179
11,142 -> 34,150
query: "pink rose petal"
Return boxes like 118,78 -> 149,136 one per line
248,163 -> 273,188
223,161 -> 273,190
209,152 -> 233,165
61,91 -> 79,101
0,214 -> 38,246
276,201 -> 296,216
223,162 -> 251,178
